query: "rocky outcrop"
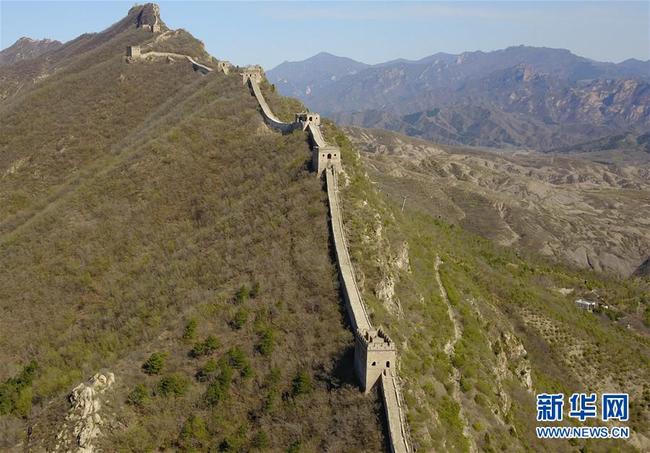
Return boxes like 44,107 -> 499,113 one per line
55,373 -> 115,453
131,3 -> 164,32
633,257 -> 650,277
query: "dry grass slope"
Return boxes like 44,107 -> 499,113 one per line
0,10 -> 385,451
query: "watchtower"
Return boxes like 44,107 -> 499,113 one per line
313,145 -> 342,176
354,329 -> 397,393
126,45 -> 141,58
217,60 -> 232,75
242,65 -> 263,84
295,112 -> 321,128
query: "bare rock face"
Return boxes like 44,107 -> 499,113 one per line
55,373 -> 115,453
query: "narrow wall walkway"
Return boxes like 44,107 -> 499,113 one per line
325,168 -> 372,332
381,372 -> 412,453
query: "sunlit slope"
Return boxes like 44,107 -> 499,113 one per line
325,125 -> 650,452
0,14 -> 384,452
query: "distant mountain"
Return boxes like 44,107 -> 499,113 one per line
267,46 -> 650,150
0,37 -> 62,65
268,51 -> 369,98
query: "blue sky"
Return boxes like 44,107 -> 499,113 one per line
1,1 -> 649,69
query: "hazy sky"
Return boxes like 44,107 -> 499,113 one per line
1,1 -> 649,69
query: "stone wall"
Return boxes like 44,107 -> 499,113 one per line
244,76 -> 299,133
381,372 -> 412,453
327,167 -> 411,453
126,49 -> 214,75
244,66 -> 411,453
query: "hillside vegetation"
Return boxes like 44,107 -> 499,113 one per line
0,5 -> 384,451
323,123 -> 650,451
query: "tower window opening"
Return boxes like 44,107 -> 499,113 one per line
386,361 -> 390,368
327,153 -> 332,159
371,361 -> 376,366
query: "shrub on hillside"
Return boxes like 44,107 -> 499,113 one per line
230,308 -> 248,330
195,358 -> 218,382
126,383 -> 150,408
142,352 -> 167,375
291,370 -> 312,397
234,285 -> 249,304
257,328 -> 275,356
182,319 -> 197,340
178,415 -> 209,450
156,374 -> 188,397
0,360 -> 37,417
189,335 -> 220,358
204,359 -> 232,406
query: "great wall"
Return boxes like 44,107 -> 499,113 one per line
126,44 -> 412,453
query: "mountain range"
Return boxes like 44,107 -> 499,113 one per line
268,49 -> 650,152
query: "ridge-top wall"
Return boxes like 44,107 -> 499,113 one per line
242,68 -> 411,453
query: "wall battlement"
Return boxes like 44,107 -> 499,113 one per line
244,65 -> 411,453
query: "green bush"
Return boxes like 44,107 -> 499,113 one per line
291,370 -> 312,397
234,285 -> 249,304
178,415 -> 209,450
257,328 -> 275,356
156,374 -> 188,397
226,347 -> 248,370
231,308 -> 248,330
142,352 -> 167,375
182,319 -> 197,340
251,430 -> 270,449
195,358 -> 218,382
204,359 -> 232,406
287,440 -> 302,453
0,360 -> 38,417
126,383 -> 149,407
189,335 -> 220,358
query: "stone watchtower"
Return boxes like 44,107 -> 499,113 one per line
296,112 -> 342,175
242,65 -> 264,84
355,329 -> 398,393
295,112 -> 321,127
126,45 -> 141,58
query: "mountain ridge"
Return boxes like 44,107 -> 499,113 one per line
267,46 -> 650,151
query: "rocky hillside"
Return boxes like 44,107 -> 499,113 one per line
326,123 -> 650,452
343,126 -> 650,277
0,37 -> 63,66
267,47 -> 650,151
0,4 -> 383,451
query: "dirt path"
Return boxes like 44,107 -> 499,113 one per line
434,255 -> 476,452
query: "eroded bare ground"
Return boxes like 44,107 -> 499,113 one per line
345,126 -> 650,277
